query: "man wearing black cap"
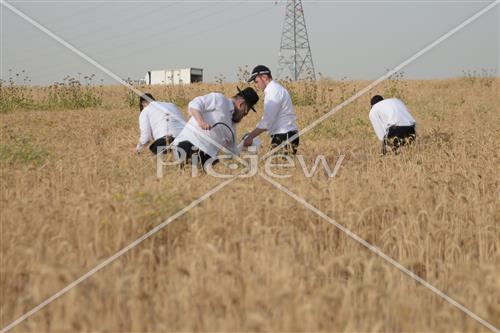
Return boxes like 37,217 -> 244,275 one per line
243,65 -> 299,155
172,87 -> 259,167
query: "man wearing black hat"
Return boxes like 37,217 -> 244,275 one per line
243,65 -> 299,155
172,87 -> 259,167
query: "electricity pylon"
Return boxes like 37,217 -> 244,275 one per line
277,0 -> 316,81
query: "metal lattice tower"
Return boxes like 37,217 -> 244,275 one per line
277,0 -> 316,81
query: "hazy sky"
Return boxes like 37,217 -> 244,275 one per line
1,0 -> 498,85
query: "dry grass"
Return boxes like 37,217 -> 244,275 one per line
1,78 -> 499,332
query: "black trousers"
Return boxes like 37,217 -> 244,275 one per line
383,125 -> 416,154
271,130 -> 300,155
175,140 -> 218,167
149,136 -> 174,155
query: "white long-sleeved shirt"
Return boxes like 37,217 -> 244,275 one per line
256,80 -> 298,135
136,102 -> 186,151
172,93 -> 238,158
369,98 -> 417,141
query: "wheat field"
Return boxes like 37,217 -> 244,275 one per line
1,77 -> 499,332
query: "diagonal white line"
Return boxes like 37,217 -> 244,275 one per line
0,0 -> 249,166
0,177 -> 238,333
1,0 -> 497,332
261,0 -> 499,160
0,2 -> 247,331
0,0 -> 144,95
259,173 -> 500,333
257,1 -> 499,327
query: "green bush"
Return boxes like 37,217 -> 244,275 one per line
46,74 -> 103,109
0,70 -> 34,113
1,71 -> 103,112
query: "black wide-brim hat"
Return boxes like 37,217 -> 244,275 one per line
247,65 -> 271,82
237,87 -> 259,112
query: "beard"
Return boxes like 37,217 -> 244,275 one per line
232,110 -> 244,123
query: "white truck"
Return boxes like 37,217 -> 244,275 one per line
144,68 -> 203,85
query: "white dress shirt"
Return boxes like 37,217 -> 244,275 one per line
172,93 -> 238,158
369,98 -> 417,141
256,80 -> 298,135
136,102 -> 186,152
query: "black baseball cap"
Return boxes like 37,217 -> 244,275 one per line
247,65 -> 272,82
236,87 -> 259,112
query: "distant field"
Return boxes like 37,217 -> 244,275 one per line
1,77 -> 499,332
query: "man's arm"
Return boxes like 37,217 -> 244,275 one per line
188,94 -> 217,130
136,112 -> 152,153
189,108 -> 211,130
243,127 -> 266,146
369,109 -> 386,141
244,98 -> 281,146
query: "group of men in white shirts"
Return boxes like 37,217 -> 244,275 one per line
136,64 -> 418,166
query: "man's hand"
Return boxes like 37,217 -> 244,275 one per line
135,143 -> 144,154
198,120 -> 211,130
243,135 -> 254,147
244,128 -> 266,146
